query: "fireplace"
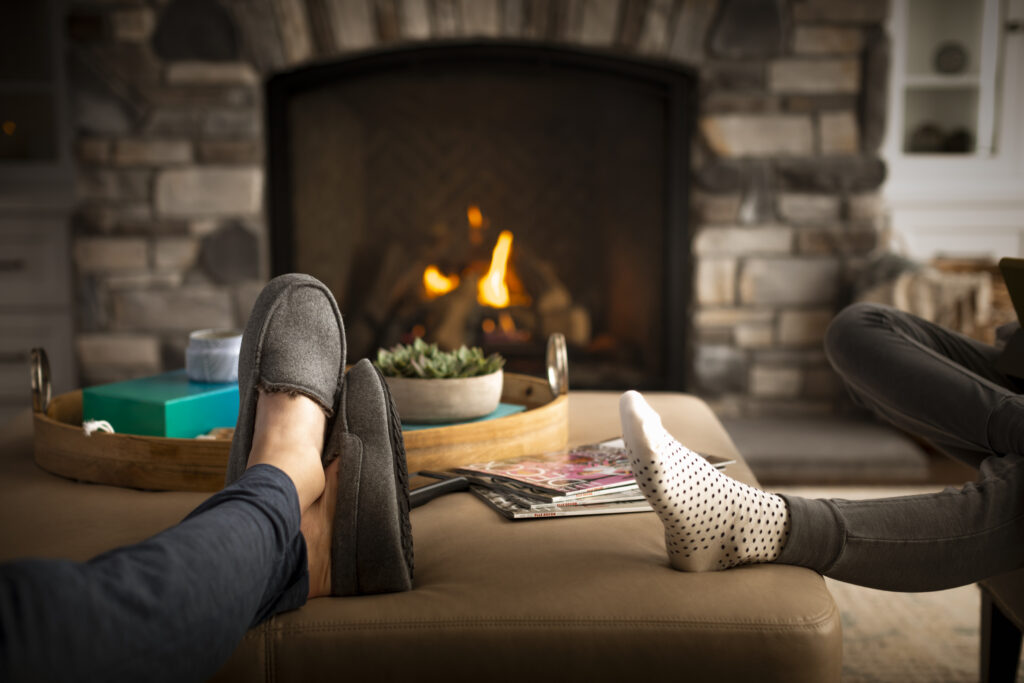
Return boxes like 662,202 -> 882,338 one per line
64,0 -> 889,414
267,42 -> 694,390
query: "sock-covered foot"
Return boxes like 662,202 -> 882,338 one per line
620,390 -> 790,571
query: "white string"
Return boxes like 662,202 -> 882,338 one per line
83,420 -> 115,436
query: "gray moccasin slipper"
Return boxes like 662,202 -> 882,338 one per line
225,273 -> 345,485
326,358 -> 414,595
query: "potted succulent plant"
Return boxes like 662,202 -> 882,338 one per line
374,338 -> 506,423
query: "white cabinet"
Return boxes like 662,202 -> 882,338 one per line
884,0 -> 1024,260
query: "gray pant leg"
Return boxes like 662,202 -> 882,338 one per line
825,302 -> 1024,467
775,303 -> 1024,591
778,454 -> 1024,591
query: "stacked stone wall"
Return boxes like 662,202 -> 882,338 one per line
66,0 -> 890,415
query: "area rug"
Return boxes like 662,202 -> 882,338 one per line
773,486 -> 1024,682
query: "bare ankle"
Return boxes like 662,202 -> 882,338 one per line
302,459 -> 338,598
249,390 -> 328,510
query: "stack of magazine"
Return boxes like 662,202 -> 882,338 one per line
435,438 -> 733,520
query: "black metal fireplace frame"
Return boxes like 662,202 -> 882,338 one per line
266,41 -> 695,390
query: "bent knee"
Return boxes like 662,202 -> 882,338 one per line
824,302 -> 895,374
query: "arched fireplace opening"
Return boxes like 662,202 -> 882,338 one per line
267,42 -> 694,389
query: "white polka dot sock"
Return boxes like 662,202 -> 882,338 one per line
620,390 -> 790,572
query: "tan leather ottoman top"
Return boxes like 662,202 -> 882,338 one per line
0,391 -> 841,682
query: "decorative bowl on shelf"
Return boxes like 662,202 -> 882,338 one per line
374,338 -> 506,424
383,370 -> 503,423
933,42 -> 968,74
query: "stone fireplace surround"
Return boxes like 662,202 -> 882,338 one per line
69,0 -> 889,417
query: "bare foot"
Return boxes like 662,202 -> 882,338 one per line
301,458 -> 338,598
247,390 -> 327,511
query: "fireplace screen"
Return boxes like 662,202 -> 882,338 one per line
268,43 -> 694,389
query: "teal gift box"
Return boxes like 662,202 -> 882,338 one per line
82,370 -> 240,438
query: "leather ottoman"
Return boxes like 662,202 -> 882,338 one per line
0,391 -> 841,681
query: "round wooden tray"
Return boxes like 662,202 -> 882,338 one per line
32,373 -> 568,492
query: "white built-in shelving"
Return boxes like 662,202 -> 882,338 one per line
884,0 -> 1024,260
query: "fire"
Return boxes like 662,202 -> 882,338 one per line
420,214 -> 529,311
481,313 -> 527,341
422,265 -> 459,298
468,205 -> 484,245
477,230 -> 514,308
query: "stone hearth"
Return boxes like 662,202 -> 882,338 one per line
67,0 -> 890,416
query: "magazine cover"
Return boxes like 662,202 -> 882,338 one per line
493,483 -> 646,510
470,485 -> 652,520
455,446 -> 635,497
457,471 -> 639,504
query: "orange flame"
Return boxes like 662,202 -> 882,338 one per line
468,205 -> 484,245
477,230 -> 513,308
422,265 -> 459,298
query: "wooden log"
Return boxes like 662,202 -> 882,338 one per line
431,279 -> 479,350
569,304 -> 593,346
515,245 -> 571,311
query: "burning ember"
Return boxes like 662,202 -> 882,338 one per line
467,204 -> 485,246
467,205 -> 484,228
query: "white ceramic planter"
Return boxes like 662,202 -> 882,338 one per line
384,370 -> 503,424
